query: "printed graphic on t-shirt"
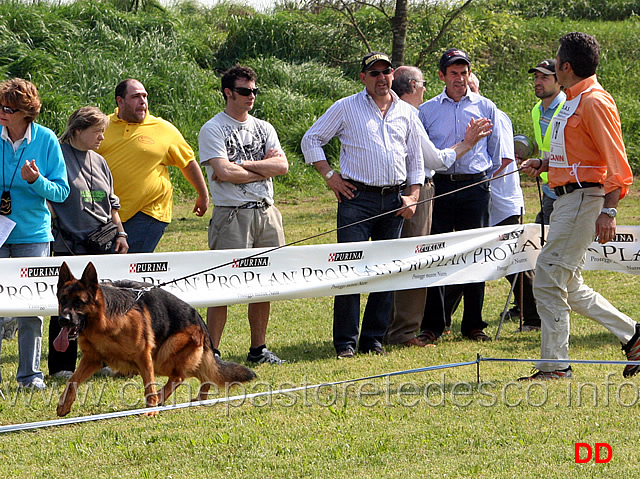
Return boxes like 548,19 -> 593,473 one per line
223,124 -> 270,198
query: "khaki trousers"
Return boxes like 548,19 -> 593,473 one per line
385,180 -> 434,344
534,186 -> 636,371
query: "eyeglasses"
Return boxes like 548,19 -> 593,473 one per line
412,79 -> 426,87
367,68 -> 393,77
233,87 -> 259,96
0,105 -> 19,114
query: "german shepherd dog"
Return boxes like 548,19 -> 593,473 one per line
55,261 -> 256,416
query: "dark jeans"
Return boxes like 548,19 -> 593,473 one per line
422,174 -> 490,337
333,189 -> 403,352
444,215 -> 540,328
123,211 -> 169,253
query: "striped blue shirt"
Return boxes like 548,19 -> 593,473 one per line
301,88 -> 424,187
418,88 -> 503,175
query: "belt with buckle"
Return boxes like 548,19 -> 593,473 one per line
349,180 -> 407,195
554,182 -> 602,197
435,172 -> 487,182
219,201 -> 269,209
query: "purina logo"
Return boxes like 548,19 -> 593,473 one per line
613,233 -> 635,242
498,229 -> 524,241
328,251 -> 364,262
415,242 -> 445,254
21,266 -> 60,278
129,262 -> 169,274
232,257 -> 269,268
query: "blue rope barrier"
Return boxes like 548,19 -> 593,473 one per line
2,355 -> 639,434
0,359 -> 478,434
479,357 -> 640,366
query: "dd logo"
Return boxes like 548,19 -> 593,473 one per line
574,443 -> 612,463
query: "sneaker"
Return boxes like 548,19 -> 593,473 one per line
336,347 -> 355,359
96,366 -> 119,377
52,370 -> 74,380
247,348 -> 286,365
623,325 -> 640,378
2,317 -> 17,340
513,324 -> 541,333
503,306 -> 520,320
19,377 -> 47,390
518,367 -> 573,381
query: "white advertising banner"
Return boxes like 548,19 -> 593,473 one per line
1,224 -> 639,317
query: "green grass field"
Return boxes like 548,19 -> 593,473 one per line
1,180 -> 640,477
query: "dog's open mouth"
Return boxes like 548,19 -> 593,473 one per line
53,326 -> 80,353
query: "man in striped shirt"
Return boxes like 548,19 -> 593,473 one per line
302,52 -> 424,359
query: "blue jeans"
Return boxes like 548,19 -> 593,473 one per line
123,211 -> 169,253
0,242 -> 49,384
333,190 -> 403,353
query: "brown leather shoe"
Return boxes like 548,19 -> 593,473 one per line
465,329 -> 492,342
402,337 -> 435,348
417,330 -> 438,345
402,337 -> 426,347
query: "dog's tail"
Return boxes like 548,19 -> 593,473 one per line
197,349 -> 256,388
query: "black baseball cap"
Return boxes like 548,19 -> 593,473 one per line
439,48 -> 470,72
528,59 -> 556,75
361,52 -> 393,72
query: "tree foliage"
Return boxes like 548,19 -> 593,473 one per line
1,0 -> 639,191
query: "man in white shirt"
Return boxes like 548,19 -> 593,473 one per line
302,52 -> 423,359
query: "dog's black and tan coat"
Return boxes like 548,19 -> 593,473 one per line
55,261 -> 255,416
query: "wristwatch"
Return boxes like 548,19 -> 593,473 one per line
324,169 -> 335,180
117,231 -> 129,238
235,159 -> 244,166
601,207 -> 617,218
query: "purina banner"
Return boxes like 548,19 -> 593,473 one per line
1,224 -> 639,316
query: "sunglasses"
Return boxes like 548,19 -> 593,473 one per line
367,68 -> 393,77
1,105 -> 19,114
412,80 -> 426,87
233,87 -> 259,96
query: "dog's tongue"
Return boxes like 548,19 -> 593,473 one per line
53,327 -> 70,352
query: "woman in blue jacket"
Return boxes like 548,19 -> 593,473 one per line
0,78 -> 69,389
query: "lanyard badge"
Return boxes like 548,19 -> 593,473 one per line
0,190 -> 11,215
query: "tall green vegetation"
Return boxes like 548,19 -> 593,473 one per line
1,0 -> 639,198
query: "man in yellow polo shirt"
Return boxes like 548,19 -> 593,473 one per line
98,79 -> 209,253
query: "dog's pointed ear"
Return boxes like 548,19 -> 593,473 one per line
80,262 -> 99,291
58,261 -> 74,290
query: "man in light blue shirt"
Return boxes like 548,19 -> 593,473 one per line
385,65 -> 492,348
417,48 -> 503,344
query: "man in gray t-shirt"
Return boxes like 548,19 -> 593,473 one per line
198,65 -> 288,365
